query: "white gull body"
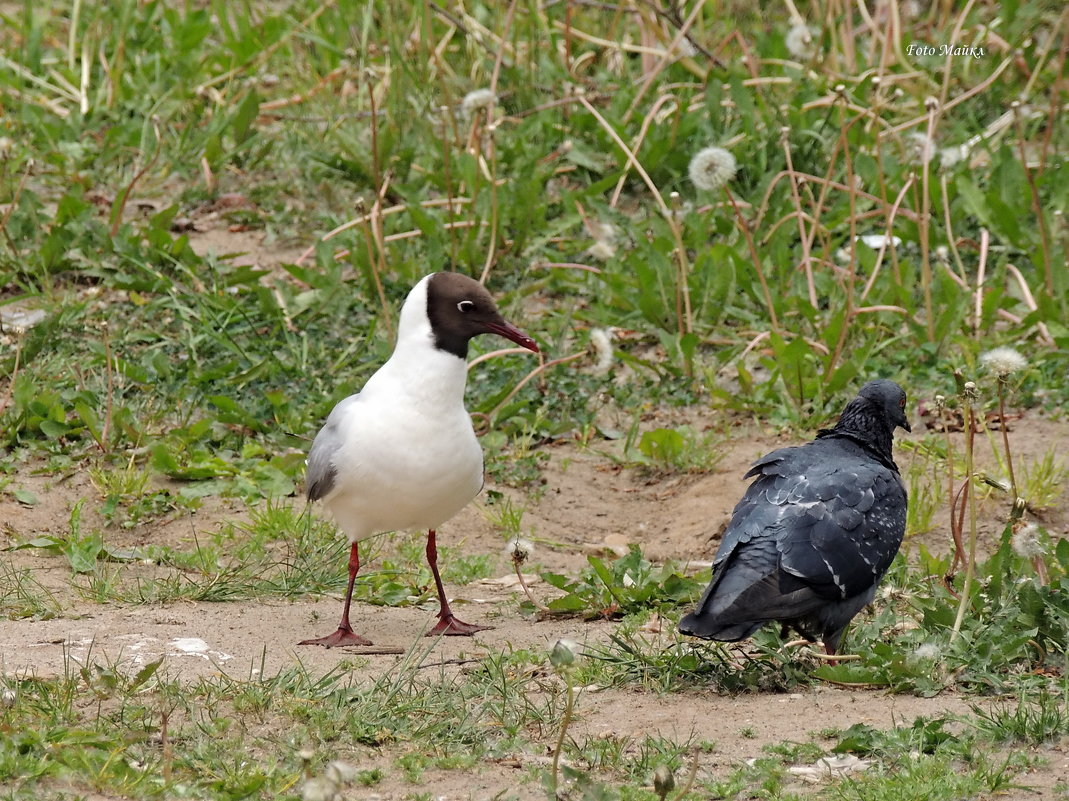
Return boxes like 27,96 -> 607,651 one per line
309,277 -> 483,540
301,272 -> 538,647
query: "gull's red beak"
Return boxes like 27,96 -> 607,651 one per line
486,320 -> 539,353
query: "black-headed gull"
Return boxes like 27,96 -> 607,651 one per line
300,272 -> 539,647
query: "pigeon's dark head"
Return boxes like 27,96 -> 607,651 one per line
423,272 -> 539,359
857,379 -> 911,433
820,379 -> 910,464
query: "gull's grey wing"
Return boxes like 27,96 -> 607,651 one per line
306,394 -> 360,502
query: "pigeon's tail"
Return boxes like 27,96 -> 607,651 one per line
677,611 -> 761,641
677,563 -> 769,641
678,561 -> 823,641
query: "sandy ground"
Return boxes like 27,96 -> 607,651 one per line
2,404 -> 1067,798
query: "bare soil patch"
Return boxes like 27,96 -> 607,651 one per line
2,412 -> 1067,798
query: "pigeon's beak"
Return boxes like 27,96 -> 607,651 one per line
485,319 -> 539,353
900,417 -> 912,433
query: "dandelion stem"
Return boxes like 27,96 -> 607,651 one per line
950,388 -> 979,642
478,126 -> 500,284
779,127 -> 818,308
551,679 -> 575,792
488,351 -> 584,419
0,330 -> 23,415
665,194 -> 693,337
109,118 -> 162,238
513,559 -> 549,613
101,322 -> 113,453
672,749 -> 701,801
724,186 -> 780,335
917,101 -> 937,343
824,102 -> 860,381
1012,104 -> 1055,300
996,380 -> 1018,501
973,229 -> 989,340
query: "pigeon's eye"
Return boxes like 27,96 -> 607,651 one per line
899,396 -> 906,408
457,300 -> 476,313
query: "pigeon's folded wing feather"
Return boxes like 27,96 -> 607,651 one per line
776,456 -> 907,600
680,437 -> 907,644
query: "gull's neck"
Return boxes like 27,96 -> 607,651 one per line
369,276 -> 470,407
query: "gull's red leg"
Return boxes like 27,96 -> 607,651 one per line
424,529 -> 491,637
299,541 -> 373,647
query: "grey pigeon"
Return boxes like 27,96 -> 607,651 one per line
679,380 -> 911,655
300,272 -> 539,648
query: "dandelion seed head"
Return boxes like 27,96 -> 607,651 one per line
688,146 -> 737,192
301,777 -> 340,801
461,88 -> 496,117
588,240 -> 616,260
1011,524 -> 1044,560
906,132 -> 935,165
654,764 -> 677,798
939,145 -> 969,168
912,642 -> 941,661
505,537 -> 535,564
1,688 -> 15,706
980,346 -> 1027,377
587,221 -> 619,261
590,327 -> 614,374
323,761 -> 357,786
785,22 -> 818,59
674,38 -> 698,58
590,220 -> 617,242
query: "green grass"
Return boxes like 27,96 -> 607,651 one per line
1,627 -> 1065,800
1,0 -> 1067,798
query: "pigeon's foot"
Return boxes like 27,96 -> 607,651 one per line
298,627 -> 373,648
426,614 -> 492,637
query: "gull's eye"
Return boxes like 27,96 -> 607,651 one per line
457,300 -> 476,313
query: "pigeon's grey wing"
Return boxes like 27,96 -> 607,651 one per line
679,442 -> 907,641
306,394 -> 360,502
681,449 -> 819,639
776,454 -> 907,600
708,446 -> 800,566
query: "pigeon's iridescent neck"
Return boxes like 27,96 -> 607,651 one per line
817,397 -> 898,471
